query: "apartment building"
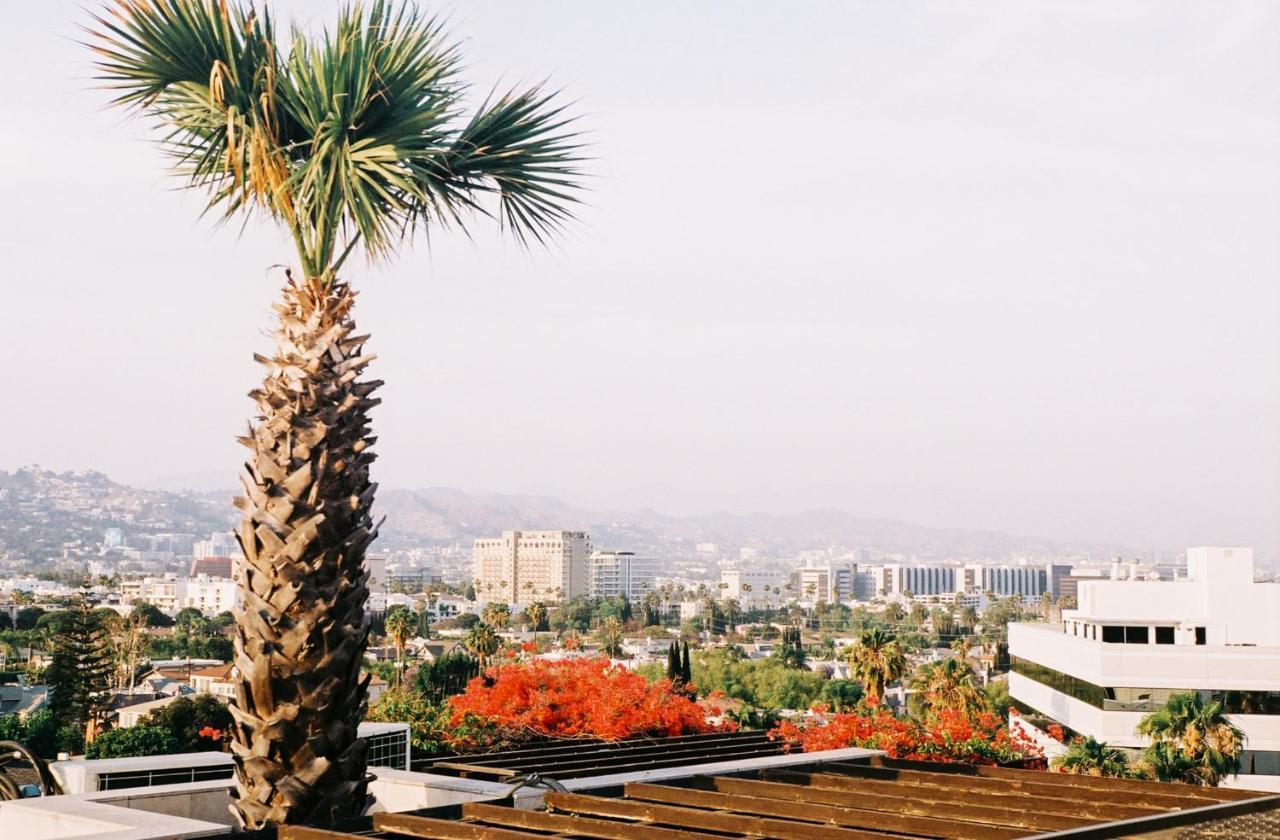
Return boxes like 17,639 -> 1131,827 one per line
472,531 -> 591,605
589,551 -> 657,602
1009,547 -> 1280,778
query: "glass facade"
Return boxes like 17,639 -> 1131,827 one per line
1012,656 -> 1280,714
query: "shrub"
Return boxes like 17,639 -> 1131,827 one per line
448,657 -> 731,747
770,702 -> 1044,768
86,726 -> 178,759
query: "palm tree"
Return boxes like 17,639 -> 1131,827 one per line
1137,692 -> 1245,786
90,0 -> 582,827
383,607 -> 414,688
848,628 -> 906,706
483,602 -> 511,631
526,601 -> 548,633
463,623 -> 501,667
1054,737 -> 1133,778
909,658 -> 984,722
597,615 -> 624,658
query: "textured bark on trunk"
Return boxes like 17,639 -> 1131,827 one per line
229,274 -> 381,828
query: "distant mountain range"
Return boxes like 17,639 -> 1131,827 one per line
371,487 -> 1125,559
2,467 -> 1129,560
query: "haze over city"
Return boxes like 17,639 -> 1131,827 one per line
3,1 -> 1277,556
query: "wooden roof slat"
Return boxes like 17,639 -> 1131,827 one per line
811,763 -> 1178,814
279,828 -> 364,840
372,812 -> 547,839
545,791 -> 899,840
756,770 -> 1100,831
431,730 -> 767,766
624,780 -> 1024,840
871,756 -> 1256,802
462,802 -> 727,840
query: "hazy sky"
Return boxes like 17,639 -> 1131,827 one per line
2,2 -> 1278,555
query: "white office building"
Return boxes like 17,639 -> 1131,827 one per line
719,567 -> 790,609
1009,547 -> 1280,779
472,530 -> 591,605
589,551 -> 657,602
792,561 -> 856,604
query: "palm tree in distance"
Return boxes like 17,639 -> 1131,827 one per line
908,657 -> 984,722
89,0 -> 582,827
383,607 -> 414,688
849,628 -> 906,706
526,601 -> 548,633
464,622 -> 501,667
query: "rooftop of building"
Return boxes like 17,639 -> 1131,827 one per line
272,756 -> 1279,840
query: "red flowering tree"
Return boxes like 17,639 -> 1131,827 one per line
448,657 -> 731,744
770,702 -> 1044,768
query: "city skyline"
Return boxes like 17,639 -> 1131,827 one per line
4,2 -> 1278,555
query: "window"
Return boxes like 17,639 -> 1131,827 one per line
1125,626 -> 1149,644
1101,626 -> 1124,644
1195,627 -> 1206,645
1155,626 -> 1175,645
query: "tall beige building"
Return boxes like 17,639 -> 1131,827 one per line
472,530 -> 591,605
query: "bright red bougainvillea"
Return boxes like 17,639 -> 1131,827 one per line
769,702 -> 1045,768
448,657 -> 733,742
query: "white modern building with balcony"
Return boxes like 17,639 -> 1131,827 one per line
1009,547 -> 1280,778
588,550 -> 657,602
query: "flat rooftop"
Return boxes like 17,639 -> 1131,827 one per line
272,756 -> 1279,840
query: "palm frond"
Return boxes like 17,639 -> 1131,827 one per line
90,0 -> 586,275
445,84 -> 588,246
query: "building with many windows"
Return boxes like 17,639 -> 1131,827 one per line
792,561 -> 856,604
718,567 -> 790,609
1009,547 -> 1280,779
588,551 -> 656,602
472,530 -> 591,605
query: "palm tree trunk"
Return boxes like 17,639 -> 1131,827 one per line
228,274 -> 381,828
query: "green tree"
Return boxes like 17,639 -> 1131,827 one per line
776,626 -> 807,669
86,726 -> 178,759
46,600 -> 113,731
464,623 -> 501,666
819,679 -> 864,712
482,602 -> 511,631
456,613 -> 481,630
908,658 -> 984,722
1053,736 -> 1134,778
1136,692 -> 1245,786
131,602 -> 175,628
141,694 -> 234,753
90,0 -> 581,827
848,628 -> 906,706
384,606 -> 415,687
16,607 -> 45,631
414,652 -> 480,704
526,601 -> 548,633
596,615 -> 624,658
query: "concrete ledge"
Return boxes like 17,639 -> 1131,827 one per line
0,795 -> 227,840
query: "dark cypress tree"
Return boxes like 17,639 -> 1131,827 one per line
680,641 -> 693,685
666,642 -> 681,683
46,599 -> 112,731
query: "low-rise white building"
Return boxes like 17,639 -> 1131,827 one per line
1009,547 -> 1280,779
719,567 -> 789,609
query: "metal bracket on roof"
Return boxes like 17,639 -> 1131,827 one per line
504,772 -> 568,795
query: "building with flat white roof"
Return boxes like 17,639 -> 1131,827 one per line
1009,547 -> 1280,777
